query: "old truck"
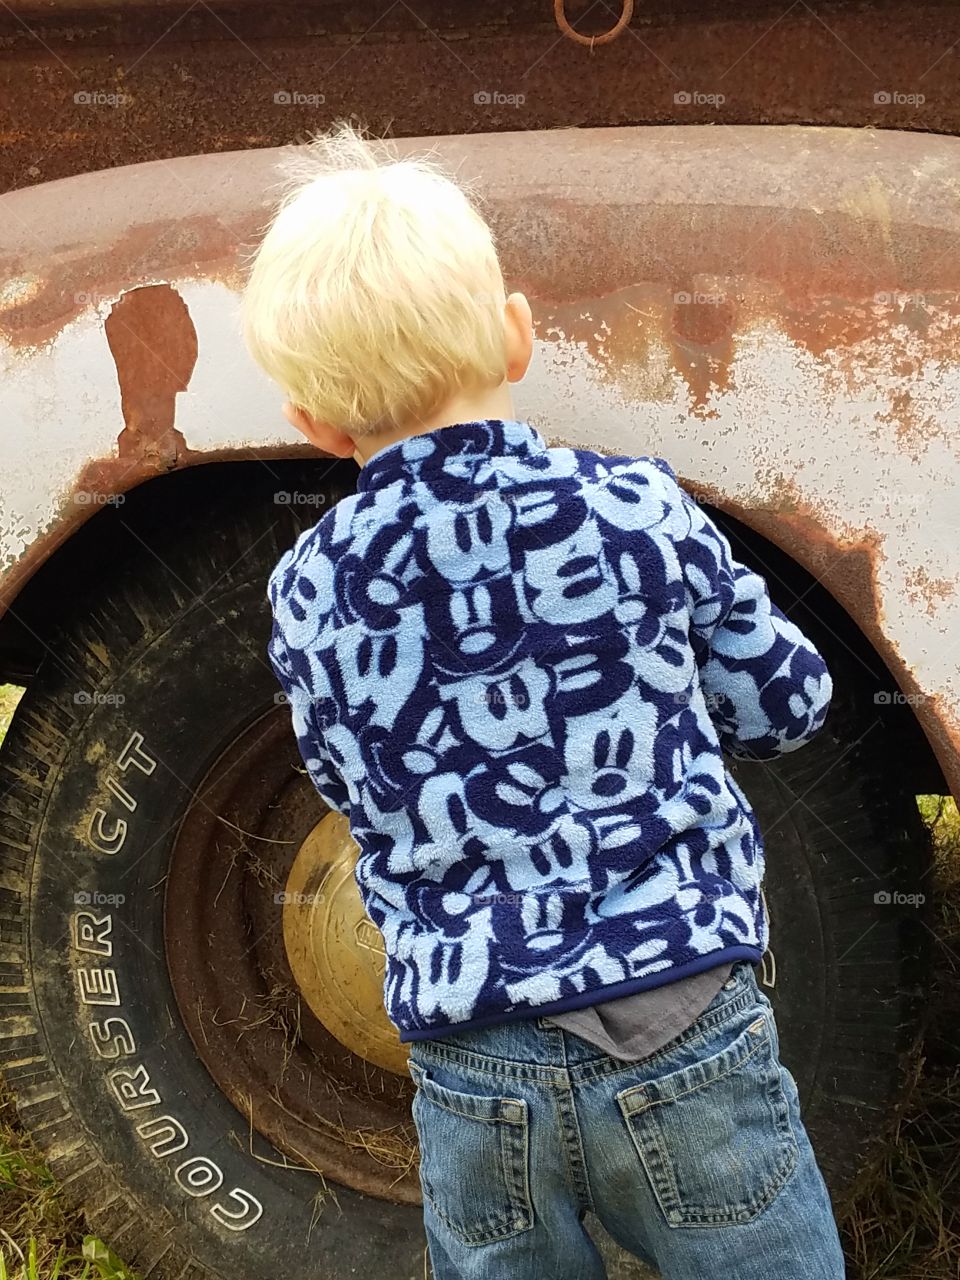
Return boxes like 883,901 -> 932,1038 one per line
0,2 -> 956,1276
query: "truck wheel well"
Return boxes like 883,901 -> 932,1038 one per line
0,458 -> 357,682
0,456 -> 945,794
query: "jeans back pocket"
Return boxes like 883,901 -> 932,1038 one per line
409,1060 -> 534,1246
616,1008 -> 799,1227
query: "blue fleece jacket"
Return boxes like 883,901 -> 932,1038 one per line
266,419 -> 832,1042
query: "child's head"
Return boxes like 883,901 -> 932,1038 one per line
242,123 -> 532,460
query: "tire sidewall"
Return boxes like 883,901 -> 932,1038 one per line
29,573 -> 424,1278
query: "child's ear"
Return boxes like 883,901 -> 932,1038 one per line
504,292 -> 533,383
282,403 -> 356,457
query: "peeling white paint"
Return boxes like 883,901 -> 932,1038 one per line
175,281 -> 298,450
0,308 -> 124,570
1,280 -> 958,773
523,314 -> 960,740
0,282 -> 298,575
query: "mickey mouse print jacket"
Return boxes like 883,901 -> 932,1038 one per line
266,419 -> 833,1041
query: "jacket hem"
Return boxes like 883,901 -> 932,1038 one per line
397,945 -> 764,1044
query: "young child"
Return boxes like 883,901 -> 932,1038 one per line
243,124 -> 845,1280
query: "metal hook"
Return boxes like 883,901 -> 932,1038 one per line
554,0 -> 635,48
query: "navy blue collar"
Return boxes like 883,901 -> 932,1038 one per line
356,419 -> 547,493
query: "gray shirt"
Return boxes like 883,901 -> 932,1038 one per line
545,962 -> 735,1061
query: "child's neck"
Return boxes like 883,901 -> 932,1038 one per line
352,383 -> 517,466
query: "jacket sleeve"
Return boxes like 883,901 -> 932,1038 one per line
675,483 -> 833,761
266,613 -> 353,817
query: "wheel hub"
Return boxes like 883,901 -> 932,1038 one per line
282,814 -> 408,1076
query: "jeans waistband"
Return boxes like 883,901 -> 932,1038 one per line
409,960 -> 761,1085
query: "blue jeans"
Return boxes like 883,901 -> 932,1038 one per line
408,961 -> 846,1279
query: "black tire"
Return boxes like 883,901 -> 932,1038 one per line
0,474 -> 929,1277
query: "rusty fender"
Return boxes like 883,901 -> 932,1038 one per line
0,125 -> 958,793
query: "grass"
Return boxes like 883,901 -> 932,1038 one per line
0,1075 -> 134,1279
840,795 -> 960,1279
0,688 -> 21,743
0,683 -> 957,1276
0,1237 -> 133,1280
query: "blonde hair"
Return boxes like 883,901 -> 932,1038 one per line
242,123 -> 508,437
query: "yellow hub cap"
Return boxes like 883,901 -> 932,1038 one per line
282,812 -> 409,1076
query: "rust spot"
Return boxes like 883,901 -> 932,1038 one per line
541,287 -> 670,407
0,212 -> 256,350
540,284 -> 736,415
104,284 -> 197,470
668,287 -> 737,413
905,565 -> 957,617
542,274 -> 960,445
690,474 -> 887,640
